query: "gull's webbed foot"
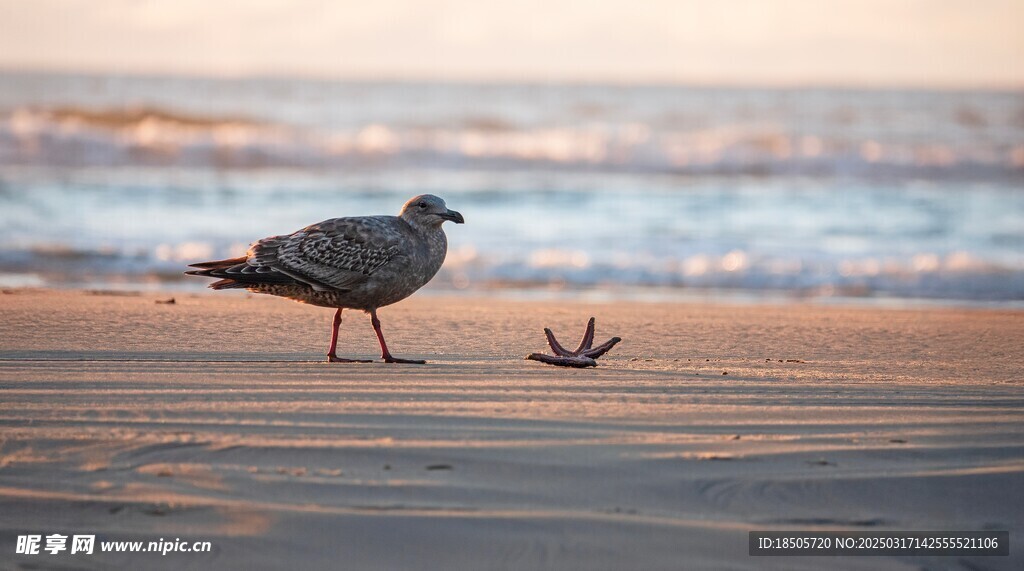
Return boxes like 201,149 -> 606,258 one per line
327,355 -> 374,363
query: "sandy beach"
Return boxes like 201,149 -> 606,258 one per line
1,289 -> 1021,570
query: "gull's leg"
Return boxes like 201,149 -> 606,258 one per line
370,309 -> 426,364
327,308 -> 341,357
327,308 -> 372,363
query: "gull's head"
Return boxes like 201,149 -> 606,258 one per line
400,194 -> 464,228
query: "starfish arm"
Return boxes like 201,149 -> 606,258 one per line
573,317 -> 596,354
526,353 -> 598,368
582,336 -> 622,359
544,328 -> 575,356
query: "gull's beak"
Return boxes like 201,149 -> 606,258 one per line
440,209 -> 465,224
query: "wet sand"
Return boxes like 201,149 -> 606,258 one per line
1,290 -> 1022,569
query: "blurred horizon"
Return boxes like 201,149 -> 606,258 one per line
1,0 -> 1022,89
4,68 -> 1024,93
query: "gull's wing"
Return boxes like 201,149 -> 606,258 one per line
250,216 -> 408,291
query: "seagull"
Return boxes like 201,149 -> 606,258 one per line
186,194 -> 464,364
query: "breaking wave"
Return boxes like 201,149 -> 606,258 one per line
1,77 -> 1022,302
3,240 -> 1023,302
2,105 -> 1022,179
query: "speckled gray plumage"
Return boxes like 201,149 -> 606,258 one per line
187,195 -> 461,311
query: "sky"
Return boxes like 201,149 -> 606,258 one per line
0,0 -> 1021,88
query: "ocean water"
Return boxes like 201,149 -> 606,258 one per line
0,72 -> 1022,303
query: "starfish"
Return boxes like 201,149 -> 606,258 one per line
526,317 -> 621,368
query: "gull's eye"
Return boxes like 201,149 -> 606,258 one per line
418,202 -> 427,209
